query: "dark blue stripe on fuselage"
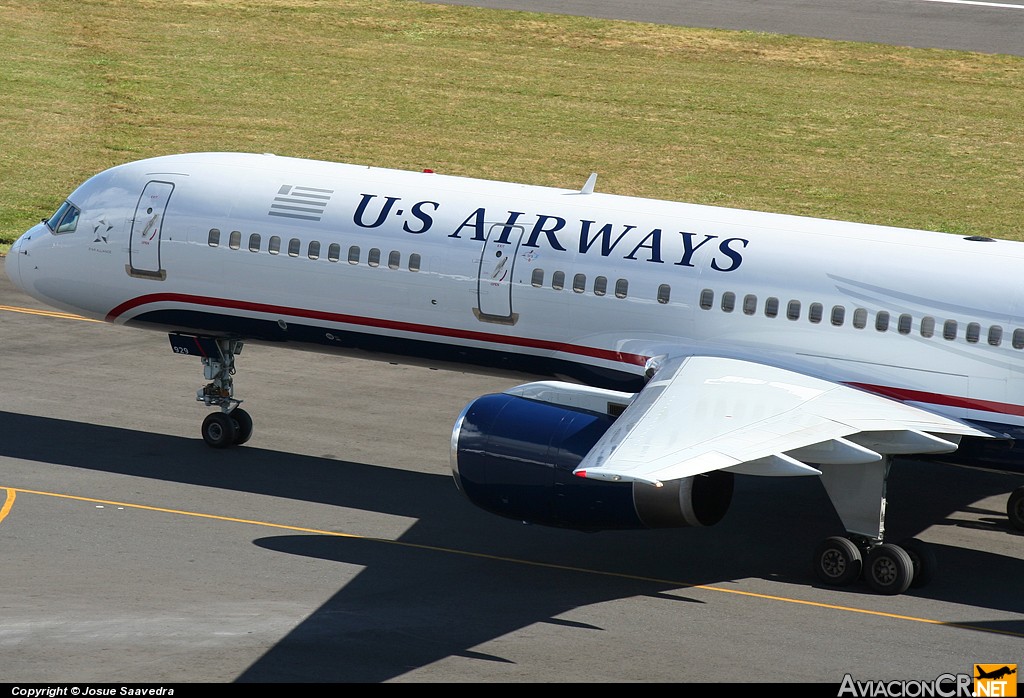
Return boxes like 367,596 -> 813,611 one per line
129,309 -> 646,392
925,421 -> 1024,475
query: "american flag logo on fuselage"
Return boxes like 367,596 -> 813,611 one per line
268,185 -> 333,221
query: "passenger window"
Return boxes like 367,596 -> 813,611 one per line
920,316 -> 935,338
594,276 -> 607,296
573,273 -> 586,293
988,325 -> 1003,346
368,248 -> 380,267
721,291 -> 736,312
268,235 -> 281,255
208,229 -> 220,247
229,231 -> 242,250
764,297 -> 779,318
1013,329 -> 1024,349
966,322 -> 981,344
853,308 -> 867,329
786,300 -> 800,320
531,269 -> 544,287
943,319 -> 958,340
328,243 -> 340,262
615,279 -> 628,299
552,271 -> 565,291
875,311 -> 890,332
409,253 -> 421,272
808,303 -> 823,324
898,314 -> 912,335
348,245 -> 360,264
700,289 -> 714,310
743,294 -> 757,315
248,233 -> 261,253
831,306 -> 845,326
308,241 -> 320,260
288,238 -> 300,257
657,284 -> 671,304
388,250 -> 401,269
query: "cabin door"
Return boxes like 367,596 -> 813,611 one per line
128,180 -> 174,279
476,223 -> 524,323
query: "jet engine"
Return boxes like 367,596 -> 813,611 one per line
450,390 -> 733,531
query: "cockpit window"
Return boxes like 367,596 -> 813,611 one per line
45,201 -> 81,234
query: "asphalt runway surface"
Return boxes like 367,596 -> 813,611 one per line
430,0 -> 1024,56
2,4 -> 1023,683
1,269 -> 1023,684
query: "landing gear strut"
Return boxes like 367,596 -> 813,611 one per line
169,334 -> 253,448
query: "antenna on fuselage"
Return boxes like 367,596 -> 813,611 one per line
579,172 -> 598,195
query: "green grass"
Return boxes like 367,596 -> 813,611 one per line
1,0 -> 1023,246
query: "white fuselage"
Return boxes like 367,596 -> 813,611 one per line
8,152 -> 1024,432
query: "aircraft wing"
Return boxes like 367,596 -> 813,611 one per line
573,356 -> 994,486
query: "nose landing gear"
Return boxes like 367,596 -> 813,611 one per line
200,407 -> 253,448
169,334 -> 252,448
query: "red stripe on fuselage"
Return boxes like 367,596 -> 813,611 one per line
105,293 -> 650,367
846,382 -> 1024,418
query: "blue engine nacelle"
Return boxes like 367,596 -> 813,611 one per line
450,392 -> 733,531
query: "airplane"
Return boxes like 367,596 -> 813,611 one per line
975,666 -> 1017,681
6,151 -> 1024,596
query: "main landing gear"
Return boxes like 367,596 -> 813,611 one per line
811,456 -> 937,595
169,334 -> 253,448
814,468 -> 1023,594
814,535 -> 935,595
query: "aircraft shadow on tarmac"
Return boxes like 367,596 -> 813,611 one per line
1,410 -> 1021,681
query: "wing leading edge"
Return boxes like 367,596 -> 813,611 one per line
572,356 -> 993,487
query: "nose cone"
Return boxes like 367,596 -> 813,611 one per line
5,234 -> 22,291
5,222 -> 47,295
